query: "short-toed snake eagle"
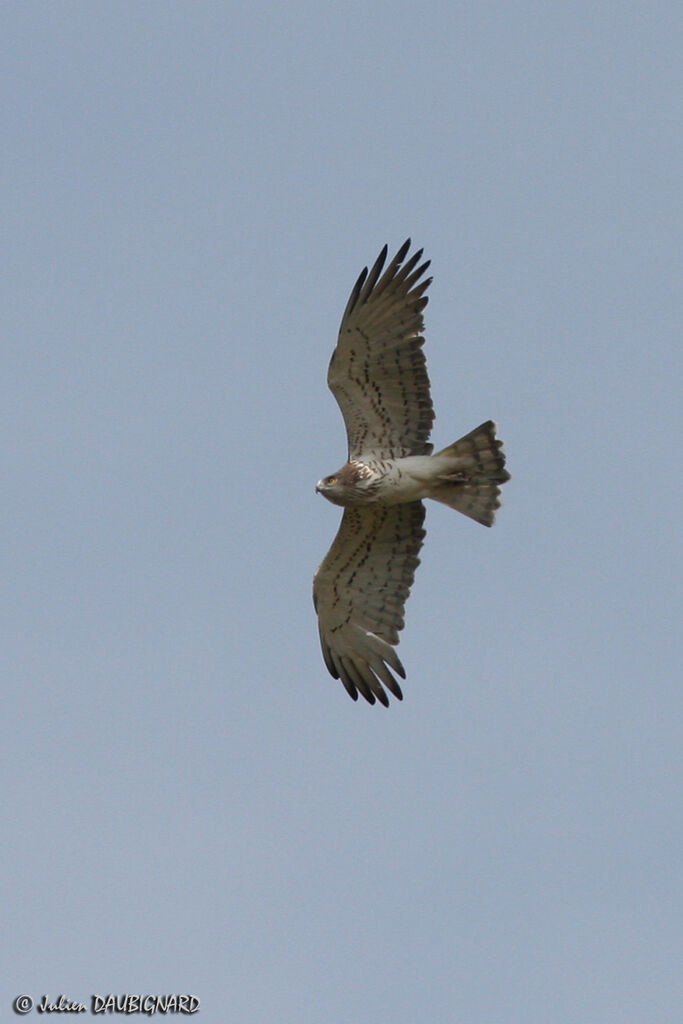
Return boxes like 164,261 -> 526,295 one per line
314,240 -> 510,706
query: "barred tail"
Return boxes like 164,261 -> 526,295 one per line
429,420 -> 510,526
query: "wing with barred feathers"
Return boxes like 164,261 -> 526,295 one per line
313,501 -> 426,707
328,240 -> 434,461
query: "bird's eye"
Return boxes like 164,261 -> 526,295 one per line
326,476 -> 337,485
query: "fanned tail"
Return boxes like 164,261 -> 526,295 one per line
429,420 -> 510,526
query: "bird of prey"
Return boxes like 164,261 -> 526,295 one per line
313,240 -> 510,707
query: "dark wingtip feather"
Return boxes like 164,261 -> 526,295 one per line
340,677 -> 359,701
384,674 -> 403,701
375,688 -> 390,708
341,265 -> 368,323
357,244 -> 390,306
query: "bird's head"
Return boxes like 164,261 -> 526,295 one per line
316,462 -> 371,507
315,469 -> 348,506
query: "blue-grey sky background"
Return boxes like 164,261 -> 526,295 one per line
3,3 -> 681,1021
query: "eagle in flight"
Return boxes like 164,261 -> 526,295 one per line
313,240 -> 510,706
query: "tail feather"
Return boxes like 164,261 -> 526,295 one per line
429,420 -> 510,526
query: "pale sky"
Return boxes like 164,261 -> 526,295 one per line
3,3 -> 682,1022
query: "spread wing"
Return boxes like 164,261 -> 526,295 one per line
313,501 -> 426,706
328,240 -> 434,460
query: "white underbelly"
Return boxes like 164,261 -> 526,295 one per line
373,456 -> 436,504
